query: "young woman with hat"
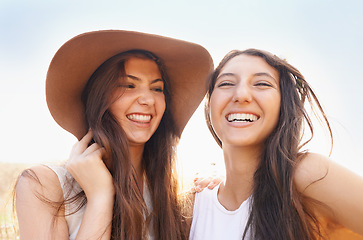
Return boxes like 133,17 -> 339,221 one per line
15,30 -> 214,240
189,49 -> 363,239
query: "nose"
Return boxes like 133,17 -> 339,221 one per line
137,88 -> 155,106
232,82 -> 252,103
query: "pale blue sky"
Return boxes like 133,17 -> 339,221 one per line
1,0 -> 362,179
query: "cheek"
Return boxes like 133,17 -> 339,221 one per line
109,102 -> 120,118
268,94 -> 281,127
109,96 -> 127,116
209,99 -> 218,124
209,91 -> 226,119
156,95 -> 166,116
209,95 -> 223,138
273,93 -> 281,112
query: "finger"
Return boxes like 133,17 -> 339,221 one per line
207,181 -> 218,189
66,146 -> 106,172
80,129 -> 94,144
83,142 -> 102,156
208,176 -> 224,189
94,147 -> 106,159
74,130 -> 94,153
192,177 -> 212,193
195,177 -> 212,189
83,147 -> 106,165
189,186 -> 197,194
83,146 -> 106,163
193,175 -> 205,186
193,176 -> 205,190
194,186 -> 202,193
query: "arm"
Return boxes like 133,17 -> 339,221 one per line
66,130 -> 115,240
16,165 -> 69,240
16,130 -> 115,240
295,152 -> 363,236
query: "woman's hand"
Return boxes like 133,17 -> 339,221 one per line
192,175 -> 224,193
66,130 -> 114,239
66,130 -> 115,200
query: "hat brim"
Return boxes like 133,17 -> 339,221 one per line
46,30 -> 213,139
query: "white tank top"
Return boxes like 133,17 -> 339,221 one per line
48,166 -> 154,240
47,166 -> 84,240
189,184 -> 251,240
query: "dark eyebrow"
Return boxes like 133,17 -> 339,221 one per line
126,75 -> 163,84
254,72 -> 278,83
126,75 -> 140,81
216,72 -> 236,80
217,72 -> 278,84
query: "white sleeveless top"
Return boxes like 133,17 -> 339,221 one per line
189,184 -> 251,240
48,166 -> 154,240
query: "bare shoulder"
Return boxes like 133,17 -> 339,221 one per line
294,152 -> 330,192
294,152 -> 363,195
16,165 -> 63,202
294,152 -> 363,236
16,165 -> 69,239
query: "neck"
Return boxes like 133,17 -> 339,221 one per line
218,144 -> 262,210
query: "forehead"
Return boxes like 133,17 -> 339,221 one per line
124,57 -> 161,77
220,54 -> 279,80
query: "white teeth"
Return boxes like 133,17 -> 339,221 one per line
127,114 -> 151,121
227,113 -> 258,122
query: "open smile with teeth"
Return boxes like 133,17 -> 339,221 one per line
227,113 -> 259,122
127,114 -> 152,122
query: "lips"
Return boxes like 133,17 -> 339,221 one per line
226,113 -> 259,122
126,113 -> 152,122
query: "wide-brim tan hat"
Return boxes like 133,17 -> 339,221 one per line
46,30 -> 214,139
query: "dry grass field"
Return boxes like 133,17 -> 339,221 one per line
0,162 -> 29,240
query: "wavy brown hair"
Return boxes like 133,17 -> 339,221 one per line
18,50 -> 187,240
81,49 -> 186,240
205,49 -> 333,240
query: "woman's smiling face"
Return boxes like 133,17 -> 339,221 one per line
109,57 -> 166,147
209,54 -> 281,149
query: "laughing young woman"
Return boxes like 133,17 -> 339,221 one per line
15,30 -> 214,240
189,49 -> 363,240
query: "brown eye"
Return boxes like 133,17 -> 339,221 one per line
118,84 -> 134,89
153,87 -> 164,93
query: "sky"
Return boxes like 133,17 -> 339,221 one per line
1,0 -> 363,182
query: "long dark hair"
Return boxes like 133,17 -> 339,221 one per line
205,49 -> 333,240
81,49 -> 186,239
18,50 -> 187,240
